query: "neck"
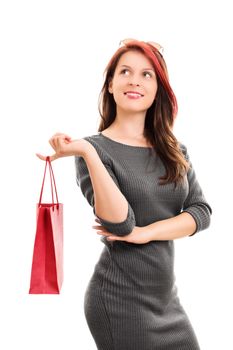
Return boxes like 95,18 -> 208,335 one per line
109,109 -> 147,139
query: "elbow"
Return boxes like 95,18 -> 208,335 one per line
183,203 -> 212,236
93,203 -> 136,237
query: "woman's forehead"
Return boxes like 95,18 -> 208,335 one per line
117,50 -> 154,70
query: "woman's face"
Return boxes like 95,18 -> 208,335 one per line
108,50 -> 158,114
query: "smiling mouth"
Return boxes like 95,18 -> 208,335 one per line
124,92 -> 144,98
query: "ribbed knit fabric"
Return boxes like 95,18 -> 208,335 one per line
75,132 -> 212,350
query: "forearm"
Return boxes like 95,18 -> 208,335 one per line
145,212 -> 197,241
82,145 -> 128,222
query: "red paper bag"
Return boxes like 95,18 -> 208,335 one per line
29,157 -> 63,294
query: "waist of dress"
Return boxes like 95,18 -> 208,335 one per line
95,240 -> 175,293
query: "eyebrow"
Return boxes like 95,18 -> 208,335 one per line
119,64 -> 155,72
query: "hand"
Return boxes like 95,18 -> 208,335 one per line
92,218 -> 151,244
36,132 -> 91,161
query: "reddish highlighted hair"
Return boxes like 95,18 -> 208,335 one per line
98,40 -> 189,187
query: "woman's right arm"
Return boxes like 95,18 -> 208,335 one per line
83,144 -> 129,223
76,143 -> 136,236
36,132 -> 136,236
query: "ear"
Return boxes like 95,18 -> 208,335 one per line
108,79 -> 113,94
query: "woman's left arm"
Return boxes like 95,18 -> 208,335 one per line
93,143 -> 212,243
145,143 -> 212,241
144,212 -> 198,241
94,211 -> 201,243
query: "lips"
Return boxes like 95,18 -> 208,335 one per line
124,91 -> 144,98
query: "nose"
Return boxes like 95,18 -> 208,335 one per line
128,74 -> 140,86
129,81 -> 140,87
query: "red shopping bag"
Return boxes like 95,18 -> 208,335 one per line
29,157 -> 63,294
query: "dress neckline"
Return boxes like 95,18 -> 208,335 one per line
98,132 -> 154,150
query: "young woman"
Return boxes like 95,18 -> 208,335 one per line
37,39 -> 212,349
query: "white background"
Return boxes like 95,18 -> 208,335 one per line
0,0 -> 232,349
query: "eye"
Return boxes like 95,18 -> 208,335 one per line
143,71 -> 152,78
120,69 -> 130,75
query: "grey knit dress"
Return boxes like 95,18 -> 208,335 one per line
75,132 -> 212,350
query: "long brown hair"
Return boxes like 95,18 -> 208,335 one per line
98,40 -> 190,188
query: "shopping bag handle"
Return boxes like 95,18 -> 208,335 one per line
38,156 -> 59,208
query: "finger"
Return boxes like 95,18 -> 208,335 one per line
35,153 -> 47,161
49,135 -> 60,150
57,135 -> 72,144
53,132 -> 72,139
107,235 -> 121,241
93,224 -> 106,229
52,137 -> 59,151
50,133 -> 72,144
49,134 -> 71,153
35,153 -> 58,162
49,138 -> 55,149
93,227 -> 107,232
49,154 -> 59,161
58,133 -> 72,142
96,230 -> 110,236
49,134 -> 62,149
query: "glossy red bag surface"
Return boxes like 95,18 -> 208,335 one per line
29,157 -> 63,294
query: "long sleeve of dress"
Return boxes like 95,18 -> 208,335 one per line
180,143 -> 212,236
74,139 -> 136,236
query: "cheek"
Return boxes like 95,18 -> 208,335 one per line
112,81 -> 126,98
111,88 -> 124,104
146,82 -> 158,98
115,78 -> 126,89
